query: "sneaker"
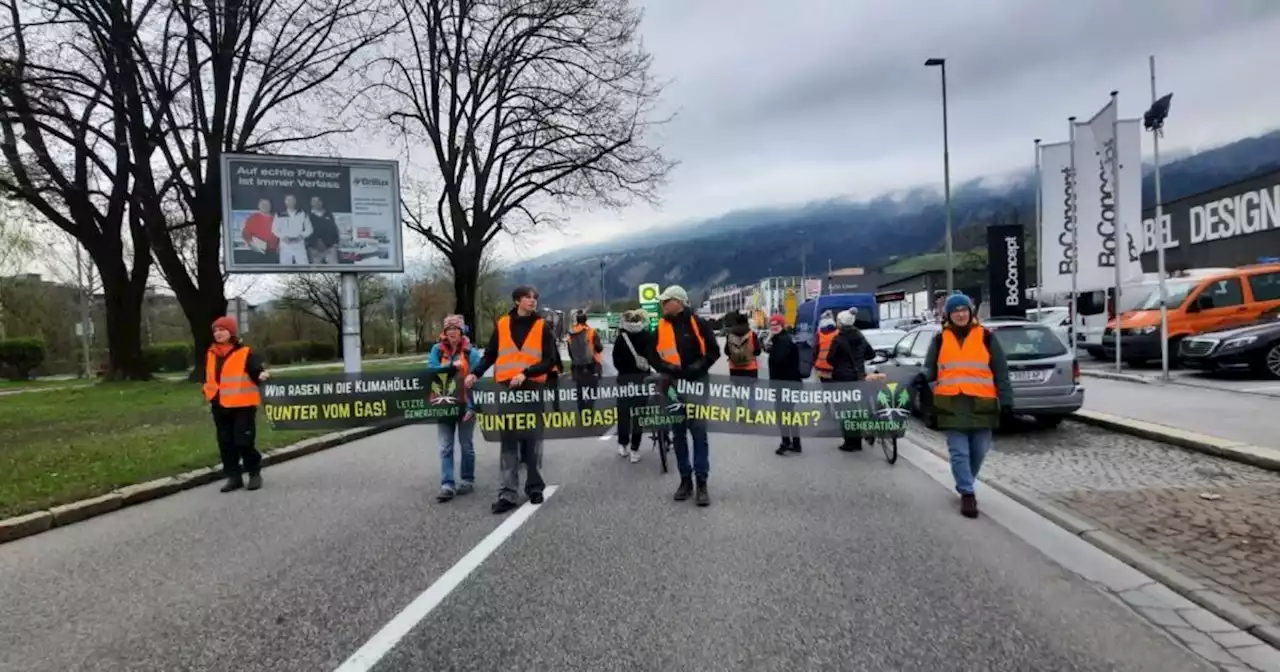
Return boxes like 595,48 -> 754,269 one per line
617,444 -> 629,458
491,499 -> 518,514
220,477 -> 244,493
673,476 -> 693,501
629,450 -> 641,464
246,473 -> 263,491
456,481 -> 474,495
960,494 -> 979,519
437,485 -> 456,502
695,477 -> 710,507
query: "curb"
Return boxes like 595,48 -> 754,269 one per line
1080,368 -> 1280,400
1067,409 -> 1280,472
0,418 -> 412,547
904,433 -> 1280,651
1080,369 -> 1152,385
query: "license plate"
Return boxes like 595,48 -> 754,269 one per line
1010,369 -> 1047,383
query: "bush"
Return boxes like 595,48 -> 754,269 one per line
143,342 -> 194,373
262,340 -> 336,365
0,338 -> 47,380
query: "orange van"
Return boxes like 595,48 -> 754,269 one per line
1102,263 -> 1280,364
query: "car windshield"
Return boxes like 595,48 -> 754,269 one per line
864,330 -> 905,350
1134,281 -> 1198,311
991,324 -> 1069,361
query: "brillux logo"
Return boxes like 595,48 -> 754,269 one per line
875,382 -> 911,420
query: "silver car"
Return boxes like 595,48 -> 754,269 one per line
873,318 -> 1084,428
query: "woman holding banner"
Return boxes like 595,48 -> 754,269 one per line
428,315 -> 483,502
612,309 -> 654,463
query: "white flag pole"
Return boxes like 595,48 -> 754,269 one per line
1034,138 -> 1043,314
1068,117 -> 1079,347
1150,57 -> 1171,381
1109,91 -> 1123,373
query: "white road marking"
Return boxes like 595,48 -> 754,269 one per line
598,428 -> 617,441
332,486 -> 559,672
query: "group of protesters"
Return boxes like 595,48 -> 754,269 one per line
200,282 -> 1011,520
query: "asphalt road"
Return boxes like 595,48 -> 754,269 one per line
0,340 -> 1219,671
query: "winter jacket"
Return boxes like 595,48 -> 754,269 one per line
612,328 -> 654,380
825,326 -> 874,382
766,330 -> 802,381
646,308 -> 721,380
923,324 -> 1015,430
427,338 -> 484,413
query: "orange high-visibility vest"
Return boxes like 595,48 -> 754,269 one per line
202,347 -> 261,407
495,315 -> 548,383
814,330 -> 836,379
934,326 -> 997,399
656,315 -> 706,366
568,326 -> 603,364
728,331 -> 759,372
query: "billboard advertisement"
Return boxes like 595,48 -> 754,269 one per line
985,224 -> 1027,318
221,154 -> 404,274
1138,169 -> 1280,272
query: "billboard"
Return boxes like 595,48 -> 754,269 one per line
221,154 -> 404,274
1139,169 -> 1280,272
986,224 -> 1027,318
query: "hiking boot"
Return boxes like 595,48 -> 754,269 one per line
528,491 -> 545,505
437,485 -> 456,502
220,477 -> 244,493
695,477 -> 710,507
246,473 -> 262,491
776,440 -> 790,456
960,494 -> 979,519
789,439 -> 802,454
491,499 -> 518,514
673,476 -> 693,501
838,441 -> 856,452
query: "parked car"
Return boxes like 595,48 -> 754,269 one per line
1026,306 -> 1071,348
873,319 -> 1084,428
863,328 -> 907,355
1179,310 -> 1280,379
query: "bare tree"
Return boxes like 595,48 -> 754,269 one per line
114,0 -> 394,379
277,273 -> 390,355
0,1 -> 155,379
374,0 -> 674,329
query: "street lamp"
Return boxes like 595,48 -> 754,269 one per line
924,57 -> 954,294
599,258 -> 606,312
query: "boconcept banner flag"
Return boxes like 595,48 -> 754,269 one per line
1038,141 -> 1075,295
1071,116 -> 1143,292
986,224 -> 1026,317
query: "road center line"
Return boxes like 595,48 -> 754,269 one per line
332,485 -> 559,672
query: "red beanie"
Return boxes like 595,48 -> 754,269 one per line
212,316 -> 238,336
769,314 -> 785,326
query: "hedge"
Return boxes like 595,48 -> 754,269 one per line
143,342 -> 194,373
0,338 -> 47,380
263,340 -> 336,365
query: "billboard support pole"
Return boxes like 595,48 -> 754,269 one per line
341,273 -> 362,374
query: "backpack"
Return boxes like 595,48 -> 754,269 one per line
726,332 -> 754,367
568,329 -> 594,368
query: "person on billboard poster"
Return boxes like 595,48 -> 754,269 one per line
306,196 -> 340,264
272,193 -> 312,265
240,197 -> 279,264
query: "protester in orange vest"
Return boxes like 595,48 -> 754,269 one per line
645,285 -> 720,506
924,293 -> 1013,519
566,311 -> 604,411
202,316 -> 269,493
812,310 -> 837,382
467,285 -> 558,514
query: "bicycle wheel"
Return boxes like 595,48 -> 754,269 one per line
882,436 -> 898,465
655,432 -> 670,473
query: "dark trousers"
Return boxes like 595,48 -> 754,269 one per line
616,394 -> 643,450
212,404 -> 261,477
498,437 -> 545,503
572,368 -> 599,413
775,397 -> 800,443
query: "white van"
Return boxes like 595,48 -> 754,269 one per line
1074,268 -> 1234,359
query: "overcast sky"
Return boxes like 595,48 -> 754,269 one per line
481,0 -> 1280,263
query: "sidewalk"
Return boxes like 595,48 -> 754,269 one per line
1080,376 -> 1279,451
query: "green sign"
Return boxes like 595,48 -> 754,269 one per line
606,312 -> 620,328
638,282 -> 660,330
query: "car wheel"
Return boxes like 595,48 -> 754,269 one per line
1258,343 -> 1280,380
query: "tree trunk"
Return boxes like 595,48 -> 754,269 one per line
452,252 -> 480,337
98,264 -> 151,381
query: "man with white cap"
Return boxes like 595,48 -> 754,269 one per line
646,285 -> 721,506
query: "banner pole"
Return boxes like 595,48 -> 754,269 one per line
1068,117 -> 1079,349
1034,138 -> 1043,315
1150,55 -> 1171,382
1110,91 -> 1123,373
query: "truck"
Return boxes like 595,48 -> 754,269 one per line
793,293 -> 880,377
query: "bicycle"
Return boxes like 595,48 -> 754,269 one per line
863,434 -> 898,465
651,428 -> 670,473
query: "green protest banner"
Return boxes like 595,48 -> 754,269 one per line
262,368 -> 464,430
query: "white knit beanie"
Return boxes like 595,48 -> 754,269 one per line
837,310 -> 856,327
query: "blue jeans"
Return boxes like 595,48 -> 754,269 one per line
671,420 -> 710,477
945,429 -> 993,496
438,420 -> 476,487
